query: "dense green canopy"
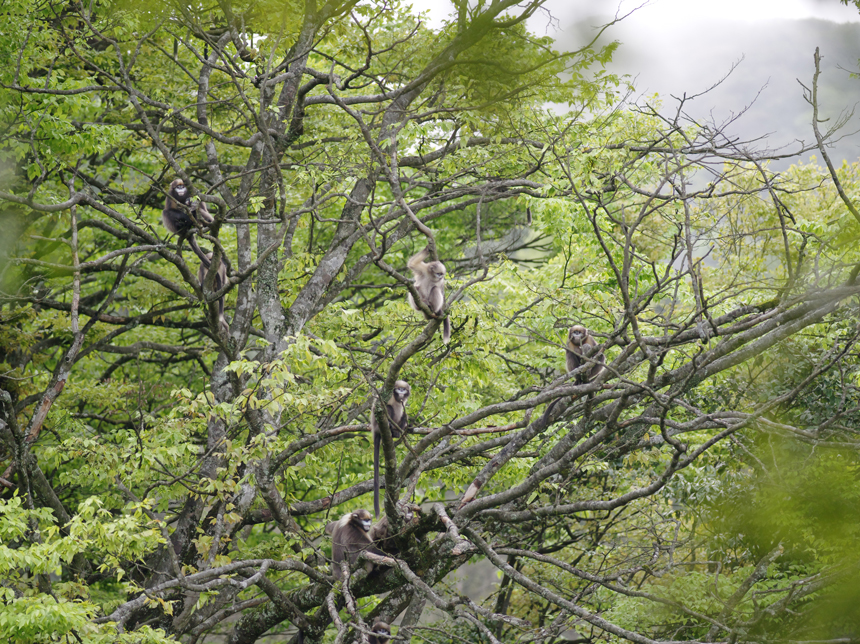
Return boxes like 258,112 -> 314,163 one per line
1,1 -> 860,643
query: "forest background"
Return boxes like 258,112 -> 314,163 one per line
2,1 -> 860,643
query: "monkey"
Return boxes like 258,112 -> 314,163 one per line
329,509 -> 379,581
535,324 -> 606,426
371,381 -> 411,518
163,178 -> 233,331
459,327 -> 605,510
197,254 -> 229,334
369,620 -> 391,644
406,247 -> 451,344
368,503 -> 420,555
161,178 -> 215,265
565,325 -> 605,383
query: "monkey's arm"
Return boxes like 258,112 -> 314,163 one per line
565,349 -> 580,373
406,247 -> 430,271
589,350 -> 606,379
193,200 -> 214,226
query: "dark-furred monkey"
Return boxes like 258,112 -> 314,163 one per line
369,621 -> 391,644
329,509 -> 379,581
371,381 -> 410,517
407,247 -> 450,344
161,178 -> 214,263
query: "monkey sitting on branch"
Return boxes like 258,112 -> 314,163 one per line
369,621 -> 391,644
161,178 -> 215,262
327,509 -> 381,581
566,324 -> 605,383
162,179 -> 232,333
368,503 -> 421,555
459,325 -> 605,509
371,381 -> 410,518
541,323 -> 606,422
406,247 -> 450,344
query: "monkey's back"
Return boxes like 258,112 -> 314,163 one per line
163,207 -> 195,235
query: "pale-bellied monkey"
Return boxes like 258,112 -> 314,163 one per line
566,325 -> 605,383
329,509 -> 380,581
371,381 -> 410,518
161,178 -> 215,264
369,621 -> 391,644
406,247 -> 450,344
197,254 -> 229,334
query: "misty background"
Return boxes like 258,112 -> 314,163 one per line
419,0 -> 860,168
416,0 -> 860,603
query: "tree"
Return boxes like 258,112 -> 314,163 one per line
1,1 -> 859,643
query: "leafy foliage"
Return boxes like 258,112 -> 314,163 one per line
1,1 -> 860,643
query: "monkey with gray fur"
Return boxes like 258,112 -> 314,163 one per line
566,325 -> 605,383
539,324 -> 605,424
329,509 -> 380,581
369,503 -> 420,555
371,381 -> 410,518
197,254 -> 229,334
459,326 -> 605,509
162,178 -> 215,265
369,620 -> 391,644
407,247 -> 450,344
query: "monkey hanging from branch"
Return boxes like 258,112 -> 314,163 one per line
406,247 -> 451,344
370,381 -> 411,518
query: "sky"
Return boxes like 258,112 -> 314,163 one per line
411,1 -> 860,166
416,0 -> 860,30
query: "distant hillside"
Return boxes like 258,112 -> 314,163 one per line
556,16 -> 860,168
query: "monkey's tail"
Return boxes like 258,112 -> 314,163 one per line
189,235 -> 211,267
540,398 -> 560,426
373,431 -> 381,519
442,316 -> 451,344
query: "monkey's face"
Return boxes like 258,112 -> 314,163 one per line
171,180 -> 188,203
353,510 -> 372,532
371,622 -> 391,642
568,325 -> 586,346
427,261 -> 446,282
392,380 -> 410,404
